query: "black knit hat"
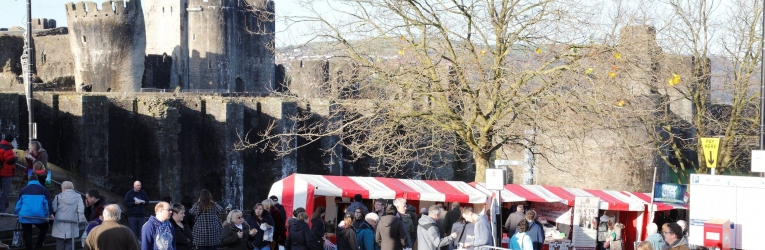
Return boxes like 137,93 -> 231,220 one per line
3,134 -> 13,142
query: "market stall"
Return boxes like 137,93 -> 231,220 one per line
472,183 -> 649,250
268,173 -> 489,222
623,191 -> 688,241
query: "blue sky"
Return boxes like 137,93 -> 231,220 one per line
0,0 -> 303,46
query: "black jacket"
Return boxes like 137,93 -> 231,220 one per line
171,218 -> 194,250
245,213 -> 275,248
220,222 -> 252,250
311,217 -> 325,242
443,207 -> 461,235
85,196 -> 108,222
286,220 -> 314,250
336,225 -> 358,250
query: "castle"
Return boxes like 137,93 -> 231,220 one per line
1,0 -> 276,93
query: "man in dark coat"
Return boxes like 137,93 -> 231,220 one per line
85,204 -> 140,250
525,210 -> 544,250
443,202 -> 461,234
125,180 -> 149,240
0,134 -> 18,213
504,205 -> 525,236
85,189 -> 109,222
270,195 -> 288,220
375,205 -> 407,250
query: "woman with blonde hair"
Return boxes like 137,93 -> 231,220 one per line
190,189 -> 223,250
285,212 -> 314,250
221,209 -> 257,250
336,212 -> 358,250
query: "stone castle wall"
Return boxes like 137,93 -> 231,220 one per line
65,0 -> 147,92
186,0 -> 275,93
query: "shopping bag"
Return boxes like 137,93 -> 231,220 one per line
12,222 -> 24,247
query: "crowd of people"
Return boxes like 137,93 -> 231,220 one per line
0,135 -> 699,250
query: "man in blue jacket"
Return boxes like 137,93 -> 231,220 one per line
141,201 -> 175,250
125,180 -> 149,239
525,210 -> 544,250
16,174 -> 52,250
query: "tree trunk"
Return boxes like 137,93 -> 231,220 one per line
473,151 -> 491,183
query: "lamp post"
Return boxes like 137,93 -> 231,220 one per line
760,0 -> 765,178
21,0 -> 35,144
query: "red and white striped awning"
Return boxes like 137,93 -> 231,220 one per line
472,183 -> 647,211
623,191 -> 688,211
268,174 -> 488,216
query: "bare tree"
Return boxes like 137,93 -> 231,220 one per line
244,0 -> 610,182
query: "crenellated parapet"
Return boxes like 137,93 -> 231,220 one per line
66,0 -> 146,92
65,0 -> 138,19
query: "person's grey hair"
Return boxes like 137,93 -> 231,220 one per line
226,209 -> 243,225
646,223 -> 658,234
393,198 -> 406,208
677,220 -> 687,231
103,204 -> 121,221
29,141 -> 42,150
365,212 -> 380,222
61,181 -> 74,190
428,205 -> 440,215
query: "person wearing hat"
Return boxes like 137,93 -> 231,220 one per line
270,195 -> 287,221
0,134 -> 18,213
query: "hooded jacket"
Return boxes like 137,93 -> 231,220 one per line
667,238 -> 690,250
286,220 -> 314,250
471,214 -> 492,248
336,224 -> 358,250
417,215 -> 453,250
0,140 -> 17,177
141,215 -> 176,250
52,189 -> 86,238
645,232 -> 666,250
376,215 -> 407,250
356,221 -> 377,250
15,180 -> 50,224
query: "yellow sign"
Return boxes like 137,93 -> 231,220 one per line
701,137 -> 721,169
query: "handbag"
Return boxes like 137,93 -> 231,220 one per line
12,221 -> 24,247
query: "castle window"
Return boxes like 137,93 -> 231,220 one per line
193,34 -> 196,41
208,61 -> 212,69
82,36 -> 87,43
238,36 -> 241,44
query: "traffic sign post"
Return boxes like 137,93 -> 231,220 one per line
701,137 -> 721,175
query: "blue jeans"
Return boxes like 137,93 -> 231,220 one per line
0,177 -> 11,212
255,245 -> 272,250
128,216 -> 145,239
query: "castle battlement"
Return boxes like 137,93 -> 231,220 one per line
65,0 -> 138,19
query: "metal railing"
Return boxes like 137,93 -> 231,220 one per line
0,212 -> 82,249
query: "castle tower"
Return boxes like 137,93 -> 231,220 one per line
141,0 -> 188,89
65,0 -> 146,92
186,0 -> 274,93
